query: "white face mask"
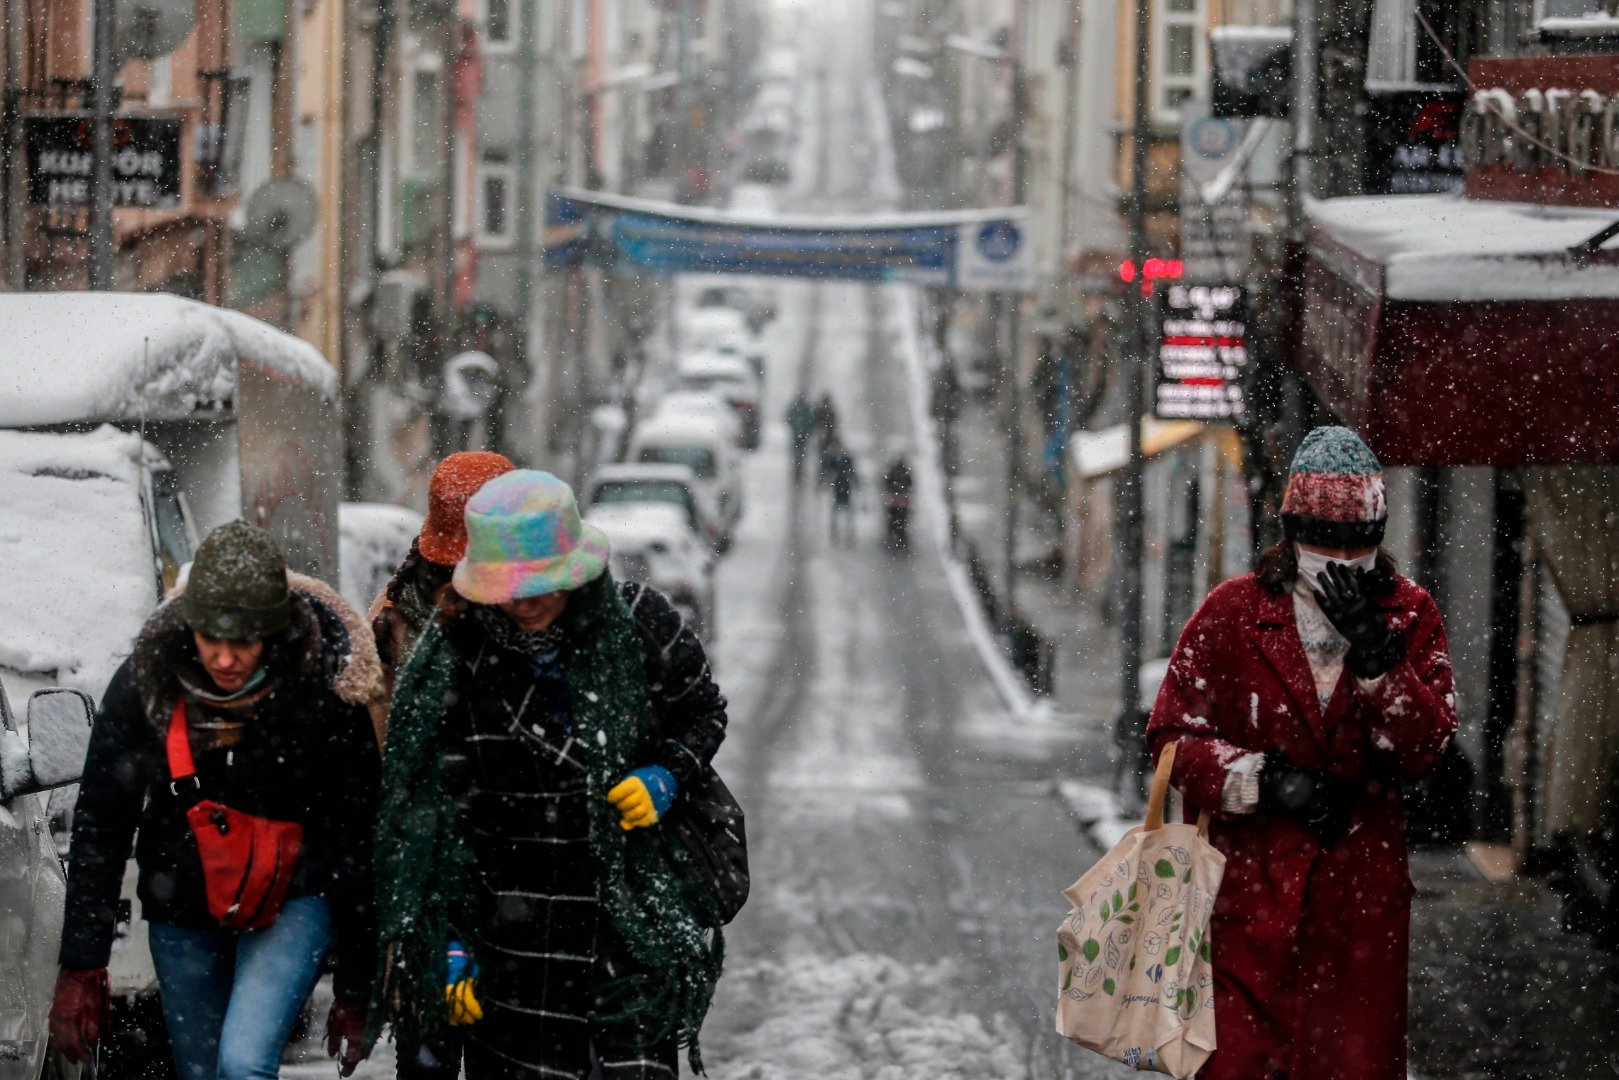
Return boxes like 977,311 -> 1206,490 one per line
1294,544 -> 1377,595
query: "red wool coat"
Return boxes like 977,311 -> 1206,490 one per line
1145,572 -> 1457,1080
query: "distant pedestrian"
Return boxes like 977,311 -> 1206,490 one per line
368,451 -> 514,1080
373,471 -> 729,1080
825,441 -> 859,546
813,392 -> 839,453
1145,426 -> 1458,1080
52,521 -> 383,1080
787,393 -> 816,483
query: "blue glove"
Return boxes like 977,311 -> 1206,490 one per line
607,766 -> 678,830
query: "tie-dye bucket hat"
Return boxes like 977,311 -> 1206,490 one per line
452,470 -> 611,603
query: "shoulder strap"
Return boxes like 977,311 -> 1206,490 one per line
165,699 -> 203,799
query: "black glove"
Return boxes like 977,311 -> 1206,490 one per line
1312,561 -> 1406,679
1258,755 -> 1357,845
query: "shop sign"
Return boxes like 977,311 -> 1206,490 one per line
1463,54 -> 1619,207
1179,101 -> 1252,282
1364,88 -> 1465,195
25,114 -> 182,208
1154,283 -> 1249,423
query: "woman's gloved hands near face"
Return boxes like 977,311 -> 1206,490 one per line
1258,755 -> 1357,845
49,967 -> 109,1063
445,940 -> 482,1026
1312,562 -> 1406,679
608,766 -> 677,830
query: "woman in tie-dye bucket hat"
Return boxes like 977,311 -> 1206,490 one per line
372,470 -> 733,1078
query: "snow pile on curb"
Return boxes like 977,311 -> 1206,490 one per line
884,283 -> 1060,726
1055,780 -> 1139,852
710,953 -> 1026,1080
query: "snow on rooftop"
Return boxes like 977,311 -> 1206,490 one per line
0,292 -> 336,428
1307,194 -> 1619,302
0,426 -> 157,697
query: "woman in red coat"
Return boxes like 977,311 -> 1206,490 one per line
1146,426 -> 1457,1080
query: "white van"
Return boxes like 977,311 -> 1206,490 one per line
627,413 -> 743,544
0,293 -> 342,1075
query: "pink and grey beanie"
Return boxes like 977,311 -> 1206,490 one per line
452,470 -> 611,604
1281,426 -> 1387,548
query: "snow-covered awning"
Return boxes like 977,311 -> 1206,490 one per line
1300,194 -> 1619,466
0,292 -> 336,428
1068,419 -> 1206,480
1305,194 -> 1619,302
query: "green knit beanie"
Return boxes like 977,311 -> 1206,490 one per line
184,521 -> 291,641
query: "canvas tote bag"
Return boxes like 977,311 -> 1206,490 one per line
1056,742 -> 1225,1077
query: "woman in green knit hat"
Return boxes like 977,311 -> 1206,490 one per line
374,470 -> 732,1079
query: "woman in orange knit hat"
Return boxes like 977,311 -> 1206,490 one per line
369,451 -> 515,738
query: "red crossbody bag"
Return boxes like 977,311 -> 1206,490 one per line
166,700 -> 303,931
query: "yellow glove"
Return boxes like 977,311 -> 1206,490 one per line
444,942 -> 482,1026
607,767 -> 677,831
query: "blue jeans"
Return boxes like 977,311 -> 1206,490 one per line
149,895 -> 332,1080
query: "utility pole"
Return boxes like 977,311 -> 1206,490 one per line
677,0 -> 694,201
1002,24 -> 1027,615
88,0 -> 115,289
513,0 -> 539,465
1116,0 -> 1152,786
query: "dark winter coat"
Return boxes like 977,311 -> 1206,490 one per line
1146,572 -> 1457,1080
366,542 -> 452,745
59,575 -> 385,1001
373,577 -> 729,1064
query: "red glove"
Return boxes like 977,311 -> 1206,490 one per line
325,999 -> 370,1078
49,968 -> 110,1064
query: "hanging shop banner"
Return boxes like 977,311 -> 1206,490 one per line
1154,283 -> 1249,423
1362,88 -> 1465,195
544,188 -> 1032,291
1178,102 -> 1254,283
25,114 -> 183,208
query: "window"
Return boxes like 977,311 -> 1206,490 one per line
411,68 -> 443,172
1533,0 -> 1619,33
1155,0 -> 1205,120
476,160 -> 517,245
482,0 -> 518,51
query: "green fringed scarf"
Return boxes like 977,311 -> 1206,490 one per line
371,575 -> 723,1072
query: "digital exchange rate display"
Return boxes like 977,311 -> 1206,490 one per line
1154,283 -> 1248,422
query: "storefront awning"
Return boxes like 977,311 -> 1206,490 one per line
1299,194 -> 1619,466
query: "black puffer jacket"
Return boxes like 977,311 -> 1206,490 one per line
59,576 -> 384,1001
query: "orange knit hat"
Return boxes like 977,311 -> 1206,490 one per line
418,451 -> 516,566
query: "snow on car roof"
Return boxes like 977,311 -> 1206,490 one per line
633,412 -> 733,443
586,502 -> 695,543
0,291 -> 337,427
678,354 -> 755,379
338,502 -> 424,612
1306,194 -> 1619,302
0,426 -> 158,697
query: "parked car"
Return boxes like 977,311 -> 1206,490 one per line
338,502 -> 425,612
582,463 -> 727,555
678,354 -> 762,449
647,390 -> 744,449
680,306 -> 765,378
0,687 -> 97,1080
627,413 -> 744,544
587,502 -> 716,640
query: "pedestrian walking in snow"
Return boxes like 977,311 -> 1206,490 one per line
369,451 -> 514,1080
812,392 -> 839,456
787,393 -> 816,484
373,471 -> 730,1079
52,521 -> 383,1080
824,440 -> 859,546
1145,427 -> 1458,1080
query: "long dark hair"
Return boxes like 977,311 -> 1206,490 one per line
1256,540 -> 1399,596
